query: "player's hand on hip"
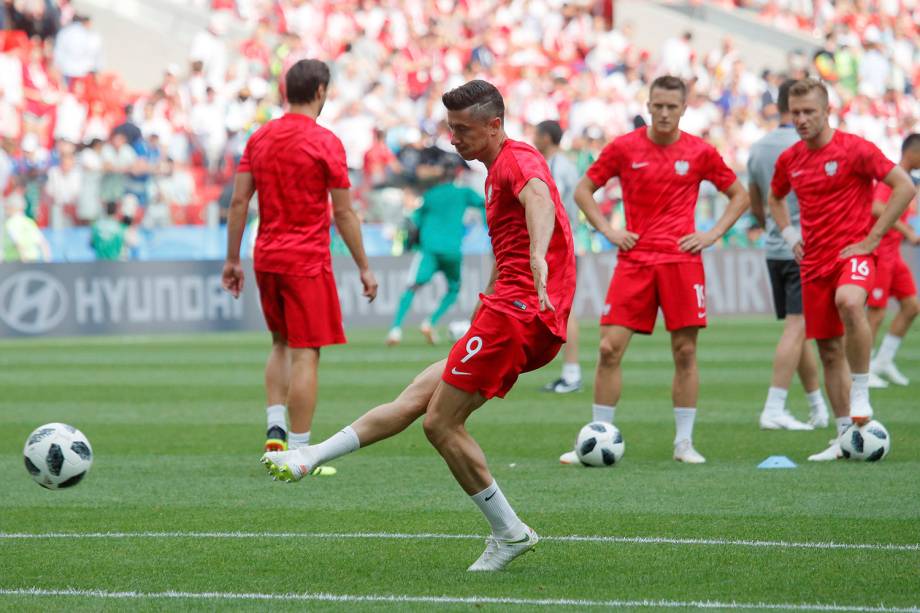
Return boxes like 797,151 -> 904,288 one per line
678,230 -> 717,254
221,261 -> 244,298
793,241 -> 804,263
606,228 -> 639,251
360,268 -> 379,302
839,237 -> 877,259
530,256 -> 555,312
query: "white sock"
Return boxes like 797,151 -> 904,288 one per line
266,404 -> 286,430
470,481 -> 525,540
592,403 -> 615,424
835,416 -> 853,437
763,386 -> 788,415
850,373 -> 870,409
308,426 -> 360,466
674,407 -> 696,444
288,431 -> 311,450
875,334 -> 902,365
561,362 -> 582,384
806,389 -> 827,412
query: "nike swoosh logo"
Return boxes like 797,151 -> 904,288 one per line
631,162 -> 649,169
451,367 -> 472,376
484,493 -> 495,501
791,170 -> 804,177
697,312 -> 706,318
506,534 -> 532,544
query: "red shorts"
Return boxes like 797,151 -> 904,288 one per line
802,255 -> 875,340
867,253 -> 916,308
441,307 -> 562,399
255,270 -> 346,348
600,261 -> 707,333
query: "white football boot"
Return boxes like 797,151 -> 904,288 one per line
868,372 -> 889,389
873,360 -> 909,386
260,449 -> 335,481
673,440 -> 706,464
808,405 -> 830,429
759,410 -> 814,431
419,320 -> 439,344
559,450 -> 579,465
468,525 -> 539,571
808,439 -> 842,462
385,327 -> 402,346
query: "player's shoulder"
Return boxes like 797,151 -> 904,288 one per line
608,127 -> 644,149
677,130 -> 720,155
501,139 -> 546,173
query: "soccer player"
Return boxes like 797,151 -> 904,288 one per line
261,79 -> 576,571
386,156 -> 485,346
748,79 -> 829,430
558,75 -> 750,465
222,59 -> 378,457
867,134 -> 920,387
535,119 -> 584,394
768,79 -> 916,461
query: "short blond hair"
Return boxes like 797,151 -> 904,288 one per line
788,78 -> 829,106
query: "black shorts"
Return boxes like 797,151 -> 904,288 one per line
767,259 -> 803,319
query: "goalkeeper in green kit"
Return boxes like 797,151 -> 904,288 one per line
387,156 -> 485,345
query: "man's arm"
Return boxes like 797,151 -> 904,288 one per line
871,199 -> 919,244
767,190 -> 803,261
749,181 -> 766,229
841,166 -> 918,257
331,188 -> 378,302
573,176 -> 638,250
519,177 -> 557,312
221,171 -> 255,298
678,180 -> 750,253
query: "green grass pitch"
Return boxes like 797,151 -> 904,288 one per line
1,318 -> 919,612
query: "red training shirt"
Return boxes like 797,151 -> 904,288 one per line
872,181 -> 911,261
771,130 -> 895,281
586,128 -> 737,265
239,113 -> 350,276
482,139 -> 576,340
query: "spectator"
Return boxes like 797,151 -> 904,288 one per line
90,200 -> 124,260
44,146 -> 81,227
3,188 -> 50,262
76,138 -> 104,223
52,14 -> 103,85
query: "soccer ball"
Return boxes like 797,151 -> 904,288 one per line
23,423 -> 93,489
447,319 -> 471,341
575,421 -> 625,467
839,420 -> 890,462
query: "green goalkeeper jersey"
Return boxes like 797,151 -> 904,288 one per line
414,183 -> 485,256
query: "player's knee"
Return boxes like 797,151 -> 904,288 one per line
422,411 -> 449,446
672,341 -> 697,371
597,337 -> 625,368
817,341 -> 844,366
834,294 -> 864,321
902,298 -> 920,319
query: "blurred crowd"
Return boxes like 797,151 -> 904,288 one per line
0,0 -> 918,261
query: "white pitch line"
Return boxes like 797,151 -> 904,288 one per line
0,531 -> 918,552
0,587 -> 917,612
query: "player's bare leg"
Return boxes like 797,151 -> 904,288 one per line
836,284 -> 873,424
560,325 -> 632,464
543,312 -> 582,393
286,347 -> 320,444
264,333 -> 291,451
670,327 -> 705,463
423,380 -> 537,571
809,337 -> 851,461
866,305 -> 891,388
798,341 -> 829,427
760,315 -> 814,430
262,361 -> 444,481
871,296 -> 919,386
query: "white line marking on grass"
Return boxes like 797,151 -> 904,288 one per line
1,531 -> 918,552
0,587 -> 917,612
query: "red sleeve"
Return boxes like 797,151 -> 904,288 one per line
771,149 -> 792,199
703,144 -> 737,192
857,138 -> 896,183
873,181 -> 892,204
585,141 -> 621,187
508,148 -> 547,198
324,134 -> 351,189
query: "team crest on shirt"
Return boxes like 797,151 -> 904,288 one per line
824,161 -> 838,176
674,160 -> 690,176
873,288 -> 883,300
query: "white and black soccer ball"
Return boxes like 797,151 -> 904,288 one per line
839,420 -> 891,462
575,421 -> 625,467
23,423 -> 93,489
447,319 -> 472,342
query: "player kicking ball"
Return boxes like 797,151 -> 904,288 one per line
262,80 -> 576,571
559,75 -> 750,465
768,79 -> 916,461
867,134 -> 920,388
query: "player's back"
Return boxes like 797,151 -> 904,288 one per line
241,113 -> 350,275
749,126 -> 800,260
